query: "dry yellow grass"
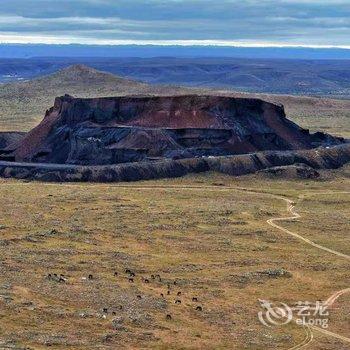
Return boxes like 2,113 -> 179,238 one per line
0,168 -> 349,349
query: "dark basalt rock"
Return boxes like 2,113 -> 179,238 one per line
0,143 -> 349,182
0,132 -> 26,149
8,94 -> 344,165
257,163 -> 320,179
0,132 -> 26,161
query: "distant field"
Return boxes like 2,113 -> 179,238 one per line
0,65 -> 349,138
0,169 -> 349,349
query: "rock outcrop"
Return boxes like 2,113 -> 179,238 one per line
0,144 -> 349,182
257,163 -> 320,179
5,94 -> 344,165
0,132 -> 26,149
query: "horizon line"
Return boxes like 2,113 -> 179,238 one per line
0,38 -> 350,50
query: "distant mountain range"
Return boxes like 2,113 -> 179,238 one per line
1,44 -> 350,60
1,56 -> 350,99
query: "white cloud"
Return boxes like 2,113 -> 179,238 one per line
0,1 -> 349,47
1,33 -> 350,49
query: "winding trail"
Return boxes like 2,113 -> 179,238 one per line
264,190 -> 350,349
267,193 -> 350,261
288,325 -> 313,350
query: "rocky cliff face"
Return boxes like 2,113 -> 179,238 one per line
8,94 -> 344,165
0,132 -> 26,150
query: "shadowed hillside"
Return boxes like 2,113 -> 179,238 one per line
215,90 -> 350,138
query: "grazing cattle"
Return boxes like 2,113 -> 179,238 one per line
103,308 -> 108,313
125,269 -> 131,274
167,291 -> 171,295
160,293 -> 164,297
88,274 -> 93,280
166,314 -> 172,320
177,292 -> 182,296
144,279 -> 150,284
137,295 -> 142,300
104,334 -> 113,342
175,300 -> 181,304
192,297 -> 198,302
47,273 -> 67,283
195,306 -> 203,311
129,278 -> 134,283
151,274 -> 155,279
130,272 -> 135,277
114,272 -> 118,277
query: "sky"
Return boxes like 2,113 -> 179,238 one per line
0,0 -> 349,48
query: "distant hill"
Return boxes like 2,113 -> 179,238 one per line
0,64 -> 349,138
0,65 -> 186,131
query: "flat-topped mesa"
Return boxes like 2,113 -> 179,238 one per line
53,94 -> 286,129
9,94 -> 344,165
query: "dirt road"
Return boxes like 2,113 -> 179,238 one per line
264,191 -> 350,349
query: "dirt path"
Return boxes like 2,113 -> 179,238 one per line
288,325 -> 313,350
267,193 -> 350,261
264,191 -> 350,349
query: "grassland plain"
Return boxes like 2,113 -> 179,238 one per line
0,166 -> 349,349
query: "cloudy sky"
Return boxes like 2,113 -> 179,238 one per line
0,0 -> 349,47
